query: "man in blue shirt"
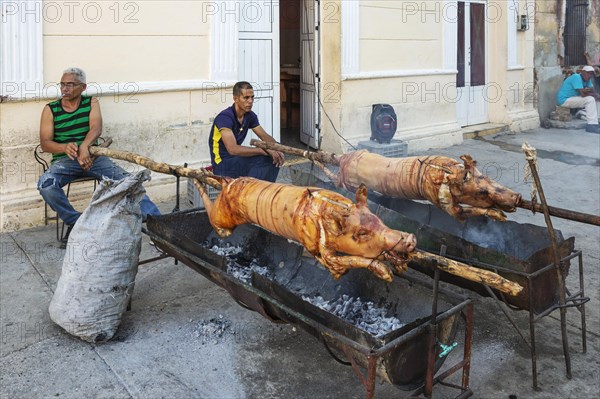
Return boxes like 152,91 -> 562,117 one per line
556,65 -> 600,133
208,81 -> 285,182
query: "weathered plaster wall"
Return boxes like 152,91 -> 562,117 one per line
587,0 -> 600,64
0,0 -> 218,232
534,0 -> 563,121
0,87 -> 229,232
319,0 -> 344,155
535,0 -> 600,121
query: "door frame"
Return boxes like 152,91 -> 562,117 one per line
237,0 -> 281,143
299,0 -> 321,148
456,0 -> 489,127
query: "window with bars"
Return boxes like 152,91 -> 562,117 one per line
563,0 -> 588,66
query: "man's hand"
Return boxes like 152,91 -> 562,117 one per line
267,149 -> 285,167
64,142 -> 79,160
77,145 -> 93,171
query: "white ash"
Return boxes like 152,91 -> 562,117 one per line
203,239 -> 271,284
207,241 -> 244,257
227,259 -> 271,284
302,295 -> 404,337
192,315 -> 233,345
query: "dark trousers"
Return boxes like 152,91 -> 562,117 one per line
213,155 -> 279,182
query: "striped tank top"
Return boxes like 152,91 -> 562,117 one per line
48,96 -> 94,162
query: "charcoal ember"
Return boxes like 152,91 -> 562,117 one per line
226,259 -> 272,284
210,243 -> 244,257
302,295 -> 404,337
203,240 -> 271,284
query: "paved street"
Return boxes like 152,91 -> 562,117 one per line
1,127 -> 598,398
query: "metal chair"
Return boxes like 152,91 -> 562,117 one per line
34,141 -> 103,242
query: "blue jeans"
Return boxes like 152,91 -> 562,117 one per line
213,155 -> 279,182
38,156 -> 161,226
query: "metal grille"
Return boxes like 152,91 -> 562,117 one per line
564,0 -> 588,66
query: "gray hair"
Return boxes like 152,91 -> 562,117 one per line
62,67 -> 86,84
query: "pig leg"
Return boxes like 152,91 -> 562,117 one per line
438,180 -> 464,220
315,249 -> 393,282
456,206 -> 507,222
192,179 -> 212,213
192,179 -> 234,237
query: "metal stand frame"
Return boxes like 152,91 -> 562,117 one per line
324,299 -> 473,399
147,222 -> 474,399
446,250 -> 588,390
331,246 -> 474,399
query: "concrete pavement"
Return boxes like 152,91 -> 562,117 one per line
1,126 -> 599,398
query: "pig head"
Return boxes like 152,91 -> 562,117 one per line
336,150 -> 521,222
439,155 -> 521,221
194,177 -> 416,282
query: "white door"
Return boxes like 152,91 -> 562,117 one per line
456,0 -> 488,127
238,0 -> 280,144
300,0 -> 319,147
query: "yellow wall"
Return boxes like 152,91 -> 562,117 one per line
359,1 -> 443,71
42,1 -> 210,82
1,1 -> 220,231
325,0 -> 539,154
1,0 -> 540,232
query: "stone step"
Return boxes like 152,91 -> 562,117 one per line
461,123 -> 508,139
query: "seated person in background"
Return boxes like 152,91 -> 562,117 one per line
208,81 -> 285,182
38,67 -> 161,244
556,65 -> 600,133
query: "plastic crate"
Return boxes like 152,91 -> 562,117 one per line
357,139 -> 408,158
187,178 -> 220,209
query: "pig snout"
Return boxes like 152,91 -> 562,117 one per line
387,232 -> 417,254
491,189 -> 522,211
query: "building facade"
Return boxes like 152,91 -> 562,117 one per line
0,0 -> 538,232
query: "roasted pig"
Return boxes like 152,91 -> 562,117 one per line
194,176 -> 417,282
337,151 -> 521,221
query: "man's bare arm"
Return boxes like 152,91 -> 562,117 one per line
77,98 -> 103,169
220,128 -> 267,157
577,87 -> 600,100
39,105 -> 78,160
252,125 -> 285,166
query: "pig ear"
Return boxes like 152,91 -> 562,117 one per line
460,154 -> 477,171
356,184 -> 368,206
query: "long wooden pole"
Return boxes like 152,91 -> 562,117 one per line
409,251 -> 522,296
253,140 -> 600,227
89,145 -> 522,296
251,139 -> 340,165
89,146 -> 221,189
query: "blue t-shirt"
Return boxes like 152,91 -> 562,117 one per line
208,105 -> 260,165
557,73 -> 593,105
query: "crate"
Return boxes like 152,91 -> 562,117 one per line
357,139 -> 408,158
187,178 -> 220,209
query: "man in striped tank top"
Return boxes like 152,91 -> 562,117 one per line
38,67 -> 160,245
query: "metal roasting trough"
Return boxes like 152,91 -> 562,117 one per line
288,164 -> 589,390
145,210 -> 475,399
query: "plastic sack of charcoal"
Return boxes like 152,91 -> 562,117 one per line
48,169 -> 151,343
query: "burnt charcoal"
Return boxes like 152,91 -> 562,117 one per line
226,259 -> 272,284
302,294 -> 404,337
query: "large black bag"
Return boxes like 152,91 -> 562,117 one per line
49,170 -> 151,343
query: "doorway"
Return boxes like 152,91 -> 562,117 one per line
456,0 -> 488,127
279,0 -> 319,149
